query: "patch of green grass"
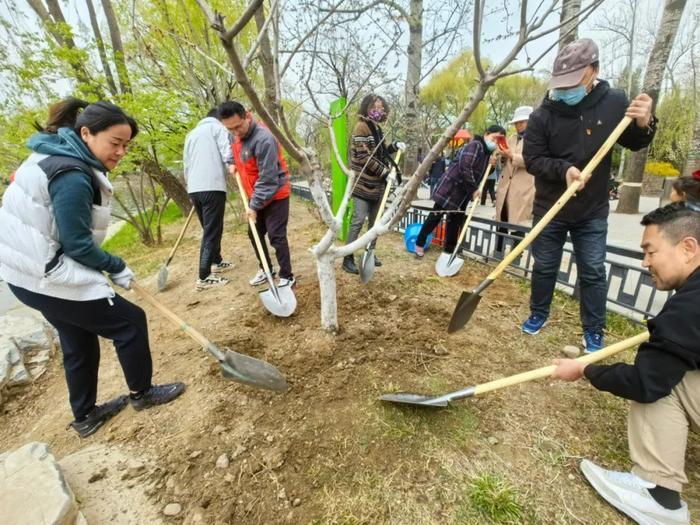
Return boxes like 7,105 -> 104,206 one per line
459,472 -> 533,524
606,310 -> 643,338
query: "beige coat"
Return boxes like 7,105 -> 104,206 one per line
495,134 -> 535,226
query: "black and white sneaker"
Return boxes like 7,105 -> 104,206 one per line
196,275 -> 229,291
129,383 -> 186,411
69,395 -> 128,438
250,268 -> 275,286
211,261 -> 234,274
278,276 -> 296,288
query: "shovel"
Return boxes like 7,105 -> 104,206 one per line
359,150 -> 404,284
233,170 -> 296,317
447,116 -> 633,333
157,207 -> 196,292
435,162 -> 494,277
379,331 -> 648,407
131,282 -> 288,392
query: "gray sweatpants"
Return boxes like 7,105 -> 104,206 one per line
347,196 -> 381,251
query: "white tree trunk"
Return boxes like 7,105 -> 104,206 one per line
402,0 -> 423,179
559,0 -> 581,51
316,253 -> 339,332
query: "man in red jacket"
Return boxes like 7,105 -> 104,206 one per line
221,101 -> 295,288
552,203 -> 699,525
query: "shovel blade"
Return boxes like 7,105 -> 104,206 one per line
447,291 -> 482,333
219,349 -> 288,392
359,249 -> 375,284
259,284 -> 297,317
435,252 -> 464,277
378,392 -> 449,407
157,265 -> 168,292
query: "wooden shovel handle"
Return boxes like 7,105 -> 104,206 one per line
484,116 -> 634,280
375,150 -> 404,220
233,169 -> 274,277
473,330 -> 649,396
165,207 -> 196,264
453,162 -> 494,250
130,281 -> 212,349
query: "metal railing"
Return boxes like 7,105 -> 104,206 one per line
291,183 -> 669,322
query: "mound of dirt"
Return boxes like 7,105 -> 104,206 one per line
0,200 -> 697,524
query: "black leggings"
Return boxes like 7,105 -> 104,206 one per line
9,284 -> 152,420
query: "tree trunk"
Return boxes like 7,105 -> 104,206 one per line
559,0 -> 582,50
85,0 -> 118,95
682,102 -> 700,178
100,0 -> 132,94
402,0 -> 423,180
617,0 -> 687,214
316,254 -> 339,333
616,0 -> 639,181
141,158 -> 192,216
254,8 -> 280,123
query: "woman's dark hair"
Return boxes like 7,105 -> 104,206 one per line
672,175 -> 700,202
485,124 -> 506,135
219,101 -> 246,119
34,97 -> 138,138
359,94 -> 390,117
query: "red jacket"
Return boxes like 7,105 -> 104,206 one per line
231,121 -> 290,209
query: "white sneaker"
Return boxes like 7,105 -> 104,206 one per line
580,459 -> 690,525
211,261 -> 234,273
278,276 -> 296,288
249,268 -> 274,286
195,275 -> 229,291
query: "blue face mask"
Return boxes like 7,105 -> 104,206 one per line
551,84 -> 587,106
484,139 -> 497,152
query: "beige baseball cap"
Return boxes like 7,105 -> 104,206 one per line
549,38 -> 599,90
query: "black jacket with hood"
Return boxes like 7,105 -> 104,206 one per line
523,80 -> 656,222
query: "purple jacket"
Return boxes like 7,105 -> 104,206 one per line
433,137 -> 489,210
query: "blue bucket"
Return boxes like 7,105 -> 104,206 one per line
404,223 -> 432,253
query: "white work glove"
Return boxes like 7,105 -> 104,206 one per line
110,266 -> 135,290
394,141 -> 407,152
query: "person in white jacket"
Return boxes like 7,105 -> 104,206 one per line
0,98 -> 185,437
183,108 -> 235,290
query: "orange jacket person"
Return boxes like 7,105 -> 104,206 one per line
220,101 -> 295,288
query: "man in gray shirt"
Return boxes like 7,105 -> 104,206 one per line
183,108 -> 234,290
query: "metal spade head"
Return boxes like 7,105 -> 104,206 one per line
378,392 -> 449,407
359,249 -> 375,284
259,283 -> 297,317
220,349 -> 289,391
447,291 -> 482,333
157,265 -> 168,292
435,252 -> 464,277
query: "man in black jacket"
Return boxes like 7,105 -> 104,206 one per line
522,38 -> 657,352
552,203 -> 698,525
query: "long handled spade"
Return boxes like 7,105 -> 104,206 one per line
233,170 -> 296,317
157,207 -> 196,292
447,116 -> 633,333
359,150 -> 404,284
131,282 -> 288,392
435,163 -> 494,277
379,331 -> 648,407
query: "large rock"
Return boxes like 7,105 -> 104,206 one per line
0,442 -> 79,525
0,311 -> 57,398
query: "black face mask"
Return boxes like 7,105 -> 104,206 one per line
517,130 -> 525,138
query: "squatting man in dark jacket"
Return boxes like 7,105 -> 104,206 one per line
521,38 -> 657,352
552,203 -> 699,525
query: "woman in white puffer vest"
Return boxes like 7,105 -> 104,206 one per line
0,98 -> 185,437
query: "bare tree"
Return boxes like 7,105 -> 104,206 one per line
617,0 -> 688,214
195,0 -> 603,332
100,0 -> 132,94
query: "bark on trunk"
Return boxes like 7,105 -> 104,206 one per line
559,0 -> 581,51
682,101 -> 700,178
141,158 -> 192,216
254,8 -> 280,123
101,0 -> 132,94
85,0 -> 118,95
316,254 -> 339,333
617,0 -> 687,214
402,0 -> 423,180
